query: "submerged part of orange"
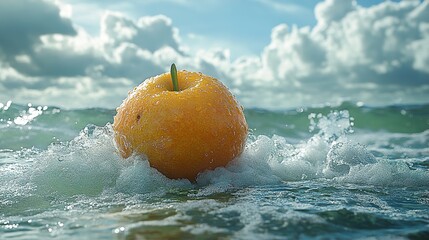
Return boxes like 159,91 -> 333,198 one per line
113,70 -> 248,181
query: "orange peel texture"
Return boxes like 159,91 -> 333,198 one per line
113,70 -> 248,181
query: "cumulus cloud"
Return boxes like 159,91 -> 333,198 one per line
101,13 -> 181,53
0,0 -> 75,57
315,0 -> 356,26
0,0 -> 428,109
232,0 -> 429,108
0,0 -> 226,108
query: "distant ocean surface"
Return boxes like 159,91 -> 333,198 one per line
1,101 -> 428,239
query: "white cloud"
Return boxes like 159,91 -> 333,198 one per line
0,0 -> 75,57
315,0 -> 356,26
231,0 -> 429,108
0,0 -> 428,109
0,1 -> 226,108
100,13 -> 181,53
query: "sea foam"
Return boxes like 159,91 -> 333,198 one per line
1,111 -> 428,205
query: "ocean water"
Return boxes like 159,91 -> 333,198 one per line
0,101 -> 428,239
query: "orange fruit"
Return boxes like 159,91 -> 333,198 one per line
113,68 -> 248,181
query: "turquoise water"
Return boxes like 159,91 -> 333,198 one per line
1,102 -> 428,239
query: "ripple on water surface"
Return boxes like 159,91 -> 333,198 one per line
1,105 -> 429,239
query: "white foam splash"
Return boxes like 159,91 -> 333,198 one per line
1,111 -> 428,206
13,104 -> 46,126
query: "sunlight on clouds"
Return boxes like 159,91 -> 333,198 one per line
315,0 -> 356,26
0,0 -> 428,109
0,0 -> 76,56
234,0 -> 429,108
100,12 -> 181,53
55,0 -> 73,18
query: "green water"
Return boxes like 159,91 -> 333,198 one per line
0,102 -> 428,239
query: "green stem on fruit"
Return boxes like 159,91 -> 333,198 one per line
171,63 -> 179,91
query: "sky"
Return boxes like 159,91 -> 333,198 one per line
0,0 -> 428,109
60,0 -> 401,56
